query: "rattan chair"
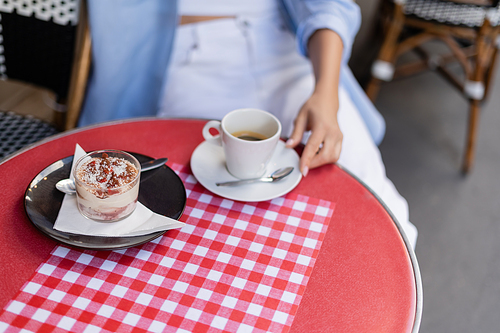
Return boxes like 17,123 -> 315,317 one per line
0,0 -> 91,131
0,111 -> 59,159
366,0 -> 500,173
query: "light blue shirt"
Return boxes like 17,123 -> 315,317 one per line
80,0 -> 385,145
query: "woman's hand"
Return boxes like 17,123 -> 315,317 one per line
285,29 -> 344,176
286,89 -> 342,177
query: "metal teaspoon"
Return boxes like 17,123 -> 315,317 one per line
55,157 -> 169,195
216,167 -> 294,187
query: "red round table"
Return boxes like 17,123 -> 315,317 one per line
0,118 -> 422,332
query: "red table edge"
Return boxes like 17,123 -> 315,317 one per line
1,117 -> 423,332
338,164 -> 423,333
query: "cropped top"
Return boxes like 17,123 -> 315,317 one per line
80,0 -> 386,145
179,0 -> 279,16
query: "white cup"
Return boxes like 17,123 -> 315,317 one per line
202,108 -> 282,179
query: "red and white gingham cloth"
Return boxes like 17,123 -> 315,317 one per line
0,164 -> 334,333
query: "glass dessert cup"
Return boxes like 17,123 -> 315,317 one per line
74,150 -> 141,222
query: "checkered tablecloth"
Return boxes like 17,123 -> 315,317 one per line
0,164 -> 334,333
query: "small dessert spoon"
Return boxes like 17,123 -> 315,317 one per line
55,158 -> 168,195
216,167 -> 294,187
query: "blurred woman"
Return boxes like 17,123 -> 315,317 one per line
79,0 -> 418,247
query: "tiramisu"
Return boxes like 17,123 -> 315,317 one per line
74,150 -> 141,221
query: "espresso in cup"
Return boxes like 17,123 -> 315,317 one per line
203,109 -> 282,179
231,130 -> 269,141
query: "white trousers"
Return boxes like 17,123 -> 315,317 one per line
158,16 -> 418,248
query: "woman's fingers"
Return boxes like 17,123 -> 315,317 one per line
287,90 -> 342,175
308,134 -> 342,169
300,125 -> 342,175
286,109 -> 308,150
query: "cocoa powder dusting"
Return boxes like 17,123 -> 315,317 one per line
76,153 -> 138,198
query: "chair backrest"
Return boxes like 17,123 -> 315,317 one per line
0,0 -> 90,130
443,0 -> 499,6
426,0 -> 500,7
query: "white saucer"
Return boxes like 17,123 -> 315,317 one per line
190,140 -> 302,202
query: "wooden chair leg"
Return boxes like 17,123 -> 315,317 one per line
482,45 -> 498,101
462,100 -> 481,174
366,77 -> 383,101
65,0 -> 91,130
365,2 -> 405,102
462,20 -> 493,174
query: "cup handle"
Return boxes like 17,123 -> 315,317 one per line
202,120 -> 222,145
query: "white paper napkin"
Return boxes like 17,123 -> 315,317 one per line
53,144 -> 185,237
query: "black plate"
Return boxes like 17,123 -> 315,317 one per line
24,153 -> 186,250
